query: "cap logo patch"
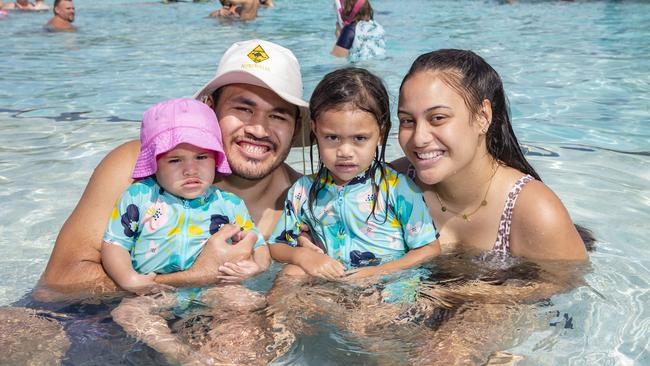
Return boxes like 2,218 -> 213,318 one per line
247,45 -> 270,63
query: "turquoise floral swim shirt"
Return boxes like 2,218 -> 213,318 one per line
270,165 -> 438,269
103,177 -> 265,275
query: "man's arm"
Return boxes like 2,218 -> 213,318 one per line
34,140 -> 140,302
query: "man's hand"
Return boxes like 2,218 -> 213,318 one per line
185,224 -> 256,284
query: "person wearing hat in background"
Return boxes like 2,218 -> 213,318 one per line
45,0 -> 75,32
35,39 -> 310,302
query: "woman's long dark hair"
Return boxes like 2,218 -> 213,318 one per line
308,67 -> 391,223
400,49 -> 541,181
399,49 -> 595,249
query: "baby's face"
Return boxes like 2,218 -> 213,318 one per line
155,143 -> 216,200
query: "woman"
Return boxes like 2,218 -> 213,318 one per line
394,48 -> 588,261
391,49 -> 591,364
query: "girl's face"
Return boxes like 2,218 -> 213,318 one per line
313,107 -> 381,186
398,71 -> 486,185
155,143 -> 216,199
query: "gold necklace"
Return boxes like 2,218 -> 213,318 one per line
433,164 -> 499,222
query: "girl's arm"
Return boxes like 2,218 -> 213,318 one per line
270,243 -> 346,280
101,241 -> 157,295
346,240 -> 441,279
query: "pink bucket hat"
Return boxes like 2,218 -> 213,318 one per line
132,98 -> 231,179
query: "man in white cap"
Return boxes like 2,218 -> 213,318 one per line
35,39 -> 310,301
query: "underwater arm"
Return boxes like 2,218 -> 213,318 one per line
270,243 -> 345,280
346,240 -> 441,279
34,141 -> 140,302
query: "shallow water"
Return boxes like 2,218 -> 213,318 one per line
1,0 -> 649,364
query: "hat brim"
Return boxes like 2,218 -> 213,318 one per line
193,71 -> 312,148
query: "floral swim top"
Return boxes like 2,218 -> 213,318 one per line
270,165 -> 438,269
103,177 -> 265,275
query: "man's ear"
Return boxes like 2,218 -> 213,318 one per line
205,94 -> 216,110
478,99 -> 493,134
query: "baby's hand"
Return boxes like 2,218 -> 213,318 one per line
121,273 -> 166,296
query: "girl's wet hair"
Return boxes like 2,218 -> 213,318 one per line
400,49 -> 540,180
308,67 -> 391,222
400,49 -> 595,249
342,0 -> 373,22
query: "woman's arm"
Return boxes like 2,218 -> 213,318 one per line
34,140 -> 141,301
346,241 -> 441,279
510,180 -> 588,261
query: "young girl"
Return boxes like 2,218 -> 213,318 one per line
331,0 -> 385,62
102,98 -> 270,299
269,68 -> 440,291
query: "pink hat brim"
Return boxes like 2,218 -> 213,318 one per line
132,126 -> 231,179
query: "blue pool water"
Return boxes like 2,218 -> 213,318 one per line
1,0 -> 649,364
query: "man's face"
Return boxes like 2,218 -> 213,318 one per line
209,84 -> 297,180
55,1 -> 75,22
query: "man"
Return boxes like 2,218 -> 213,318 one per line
209,0 -> 259,21
45,0 -> 75,32
1,0 -> 35,10
34,39 -> 310,302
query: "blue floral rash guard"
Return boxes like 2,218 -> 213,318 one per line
270,165 -> 438,269
103,177 -> 265,275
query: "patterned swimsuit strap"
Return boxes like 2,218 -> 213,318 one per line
492,174 -> 535,254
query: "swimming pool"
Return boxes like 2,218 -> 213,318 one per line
1,0 -> 648,364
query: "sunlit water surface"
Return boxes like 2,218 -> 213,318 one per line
1,0 -> 648,364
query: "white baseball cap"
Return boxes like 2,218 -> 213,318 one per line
194,39 -> 311,147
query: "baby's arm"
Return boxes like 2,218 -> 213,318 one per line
101,242 -> 157,295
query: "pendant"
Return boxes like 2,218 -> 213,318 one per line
441,206 -> 447,212
462,214 -> 469,221
481,200 -> 487,206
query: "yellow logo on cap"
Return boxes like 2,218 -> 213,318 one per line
247,45 -> 269,63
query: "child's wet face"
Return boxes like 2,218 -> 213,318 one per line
313,107 -> 381,185
155,143 -> 216,199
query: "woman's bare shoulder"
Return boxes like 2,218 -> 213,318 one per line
510,179 -> 587,261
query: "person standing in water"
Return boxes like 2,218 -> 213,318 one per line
45,0 -> 75,32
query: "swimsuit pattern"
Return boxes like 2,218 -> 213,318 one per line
271,164 -> 438,269
349,20 -> 385,62
103,177 -> 265,275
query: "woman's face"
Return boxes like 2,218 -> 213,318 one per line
397,71 -> 485,185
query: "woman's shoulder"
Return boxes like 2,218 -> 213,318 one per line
509,174 -> 587,260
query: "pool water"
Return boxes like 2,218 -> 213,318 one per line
1,0 -> 649,364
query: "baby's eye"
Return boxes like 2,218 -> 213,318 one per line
196,154 -> 210,160
324,135 -> 339,141
167,158 -> 181,164
354,136 -> 369,142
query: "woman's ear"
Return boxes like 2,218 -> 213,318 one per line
479,99 -> 493,134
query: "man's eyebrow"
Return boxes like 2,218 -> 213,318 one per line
230,96 -> 294,116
